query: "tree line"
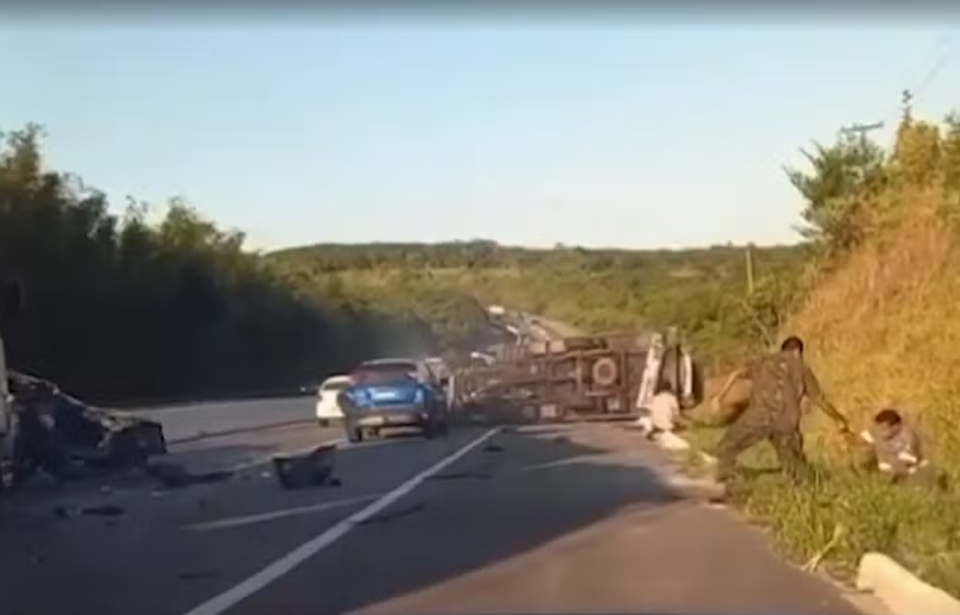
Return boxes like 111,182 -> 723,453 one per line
0,124 -> 483,404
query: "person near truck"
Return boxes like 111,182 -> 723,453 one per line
710,336 -> 851,496
636,380 -> 681,441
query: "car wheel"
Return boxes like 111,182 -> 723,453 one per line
317,419 -> 330,428
422,422 -> 437,440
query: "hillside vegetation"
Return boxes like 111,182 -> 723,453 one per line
271,241 -> 809,369
0,125 -> 464,403
692,108 -> 960,595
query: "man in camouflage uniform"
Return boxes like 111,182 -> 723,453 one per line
711,336 -> 851,488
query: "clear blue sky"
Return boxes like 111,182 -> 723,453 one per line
1,20 -> 958,251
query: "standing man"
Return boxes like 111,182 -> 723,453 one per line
710,336 -> 851,495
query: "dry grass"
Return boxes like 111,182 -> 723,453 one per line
680,186 -> 960,596
790,188 -> 960,469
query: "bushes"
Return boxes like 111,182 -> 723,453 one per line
272,242 -> 809,369
0,125 -> 441,403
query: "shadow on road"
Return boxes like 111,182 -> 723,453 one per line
246,425 -> 692,615
164,418 -> 318,446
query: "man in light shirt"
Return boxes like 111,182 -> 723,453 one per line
636,381 -> 681,441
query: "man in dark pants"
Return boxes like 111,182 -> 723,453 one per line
711,336 -> 851,495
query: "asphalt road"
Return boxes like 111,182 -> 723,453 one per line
0,396 -> 871,615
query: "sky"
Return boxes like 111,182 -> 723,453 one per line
1,16 -> 959,252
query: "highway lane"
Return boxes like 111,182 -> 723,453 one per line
0,401 -> 873,615
133,396 -> 319,444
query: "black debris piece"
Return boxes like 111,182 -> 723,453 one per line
272,444 -> 337,490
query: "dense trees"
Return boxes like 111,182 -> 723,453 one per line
271,241 -> 809,368
0,125 -> 459,404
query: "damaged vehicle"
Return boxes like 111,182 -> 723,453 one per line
5,371 -> 167,487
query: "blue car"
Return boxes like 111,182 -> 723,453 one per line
340,358 -> 449,443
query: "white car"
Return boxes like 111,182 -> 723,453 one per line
315,374 -> 353,426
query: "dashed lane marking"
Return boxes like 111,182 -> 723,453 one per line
180,427 -> 501,615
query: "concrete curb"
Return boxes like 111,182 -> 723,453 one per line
856,552 -> 960,615
662,433 -> 960,615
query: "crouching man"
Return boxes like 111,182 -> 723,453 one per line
636,382 -> 691,451
858,409 -> 944,489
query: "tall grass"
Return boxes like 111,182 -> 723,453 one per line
685,116 -> 960,597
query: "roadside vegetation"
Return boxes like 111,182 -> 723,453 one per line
11,110 -> 957,594
0,125 -> 471,404
686,107 -> 960,597
270,240 -> 808,372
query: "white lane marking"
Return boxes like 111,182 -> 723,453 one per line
186,494 -> 382,532
181,427 -> 501,615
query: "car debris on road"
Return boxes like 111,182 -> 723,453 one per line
272,443 -> 339,490
5,371 -> 167,491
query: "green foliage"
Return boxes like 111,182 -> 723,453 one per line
271,242 -> 810,368
784,131 -> 887,258
0,125 -> 445,403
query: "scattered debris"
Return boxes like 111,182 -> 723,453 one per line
356,503 -> 426,526
5,371 -> 167,489
272,444 -> 337,490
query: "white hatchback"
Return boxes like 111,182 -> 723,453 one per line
315,374 -> 353,426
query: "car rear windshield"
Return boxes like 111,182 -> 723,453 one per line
354,362 -> 418,384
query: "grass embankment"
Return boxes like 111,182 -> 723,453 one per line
682,114 -> 960,597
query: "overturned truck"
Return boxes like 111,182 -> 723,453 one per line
455,329 -> 704,424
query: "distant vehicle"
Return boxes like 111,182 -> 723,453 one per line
315,374 -> 352,427
340,358 -> 449,443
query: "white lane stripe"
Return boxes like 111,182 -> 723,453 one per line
186,495 -> 381,532
180,427 -> 501,615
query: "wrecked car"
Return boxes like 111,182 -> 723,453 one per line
6,371 -> 167,486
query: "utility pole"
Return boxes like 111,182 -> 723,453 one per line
901,89 -> 914,120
